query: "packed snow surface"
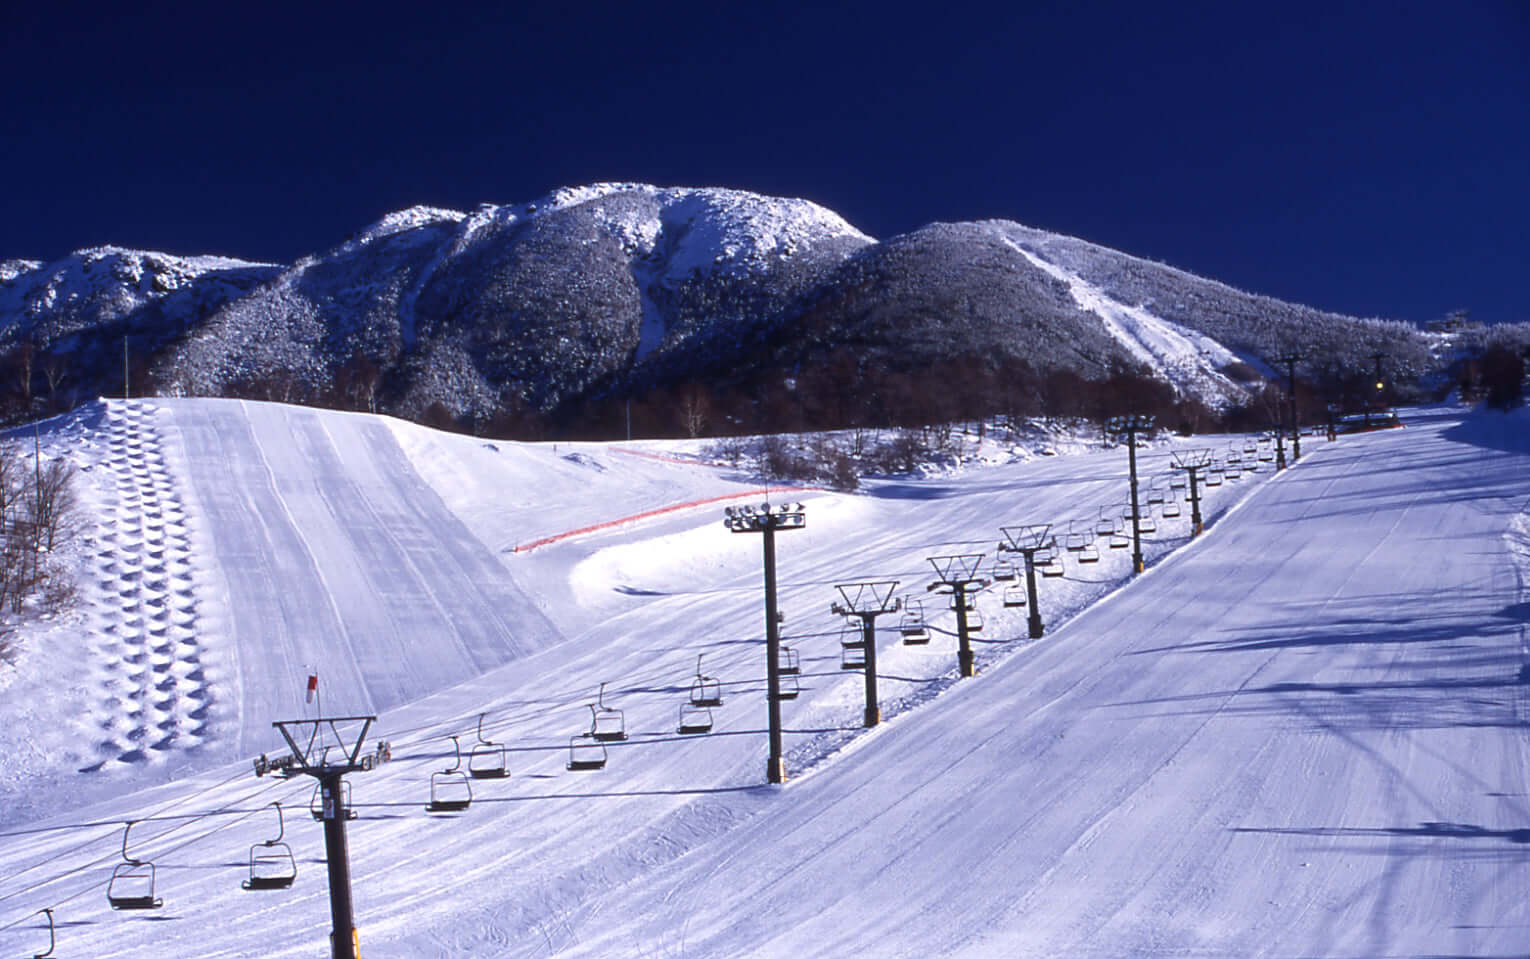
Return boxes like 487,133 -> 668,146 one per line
1,399 -> 1527,958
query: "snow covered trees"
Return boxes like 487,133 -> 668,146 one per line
0,442 -> 78,661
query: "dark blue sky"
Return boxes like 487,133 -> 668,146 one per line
4,1 -> 1526,326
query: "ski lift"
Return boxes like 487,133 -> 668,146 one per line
468,712 -> 509,780
30,908 -> 56,958
309,778 -> 357,821
1258,439 -> 1275,462
1169,472 -> 1187,490
778,644 -> 800,676
689,654 -> 723,708
1205,467 -> 1224,487
566,729 -> 608,771
1037,542 -> 1064,578
1139,511 -> 1157,534
899,599 -> 930,645
1003,583 -> 1027,608
1064,522 -> 1092,552
1242,438 -> 1258,455
1094,509 -> 1116,536
426,736 -> 473,814
1147,485 -> 1166,506
677,699 -> 713,735
107,821 -> 163,911
948,591 -> 976,612
1076,538 -> 1100,563
1225,460 -> 1242,480
840,620 -> 866,670
242,802 -> 297,891
775,669 -> 800,700
1162,492 -> 1182,518
589,682 -> 627,742
965,606 -> 985,632
991,558 -> 1017,581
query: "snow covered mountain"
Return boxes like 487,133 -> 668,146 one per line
0,184 -> 1434,427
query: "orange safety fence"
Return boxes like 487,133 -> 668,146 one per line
512,486 -> 823,553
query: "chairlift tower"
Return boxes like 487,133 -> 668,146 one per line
927,554 -> 988,677
724,500 -> 806,784
256,715 -> 391,959
1275,353 -> 1303,462
1105,415 -> 1154,573
998,524 -> 1051,639
1274,418 -> 1287,471
830,580 -> 901,727
1170,449 -> 1212,536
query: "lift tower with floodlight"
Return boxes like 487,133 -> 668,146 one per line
724,501 -> 806,784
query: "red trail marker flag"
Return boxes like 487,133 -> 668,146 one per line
305,674 -> 318,704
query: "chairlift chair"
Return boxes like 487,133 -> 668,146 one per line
899,600 -> 930,645
689,654 -> 723,708
589,682 -> 627,742
991,558 -> 1017,581
242,802 -> 297,891
1242,438 -> 1258,455
965,606 -> 984,632
310,778 -> 357,821
1205,467 -> 1224,487
566,732 -> 607,771
426,736 -> 473,814
468,712 -> 509,780
778,644 -> 800,676
1169,472 -> 1187,490
1225,460 -> 1242,480
1139,511 -> 1157,534
677,700 -> 713,734
775,669 -> 800,700
1094,510 -> 1116,536
1003,583 -> 1027,608
1162,492 -> 1182,518
1077,539 -> 1100,563
31,908 -> 56,959
1038,542 -> 1065,578
1147,486 -> 1166,506
840,620 -> 866,670
107,821 -> 163,911
1064,522 -> 1091,552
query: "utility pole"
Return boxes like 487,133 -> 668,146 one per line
724,500 -> 806,784
256,716 -> 391,959
830,580 -> 901,727
1171,449 -> 1211,536
1275,353 -> 1302,462
1274,418 -> 1287,470
998,524 -> 1051,639
926,554 -> 988,678
1105,415 -> 1154,573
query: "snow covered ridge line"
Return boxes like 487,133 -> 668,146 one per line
512,486 -> 825,553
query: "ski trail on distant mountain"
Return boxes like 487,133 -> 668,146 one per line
1003,238 -> 1247,408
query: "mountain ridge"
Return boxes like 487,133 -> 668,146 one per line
0,183 -> 1436,431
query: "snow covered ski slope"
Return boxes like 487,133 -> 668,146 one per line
1,399 -> 1527,957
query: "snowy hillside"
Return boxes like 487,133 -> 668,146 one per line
1,397 -> 1526,957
